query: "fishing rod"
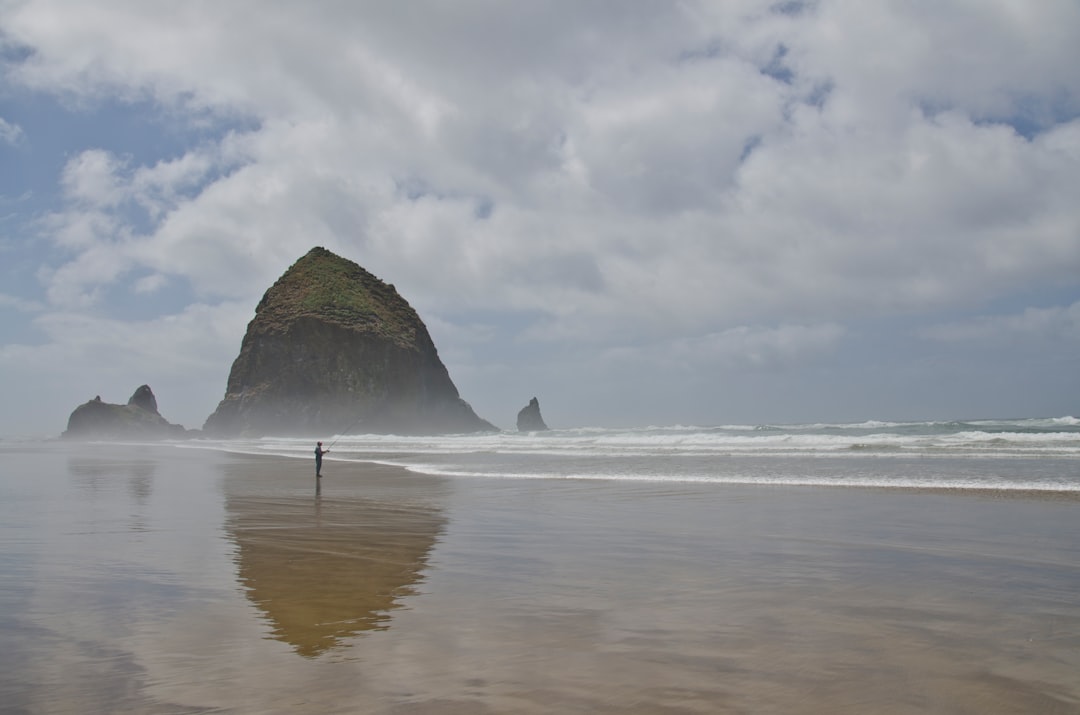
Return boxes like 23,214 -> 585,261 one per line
327,413 -> 364,449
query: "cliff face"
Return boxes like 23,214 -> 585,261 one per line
63,385 -> 188,440
203,247 -> 496,437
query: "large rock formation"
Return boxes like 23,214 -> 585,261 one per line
516,396 -> 549,432
63,385 -> 188,440
203,247 -> 497,437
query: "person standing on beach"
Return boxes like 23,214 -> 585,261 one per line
315,441 -> 329,477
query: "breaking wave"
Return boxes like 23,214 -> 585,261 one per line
191,416 -> 1080,492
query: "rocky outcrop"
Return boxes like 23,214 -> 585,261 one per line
128,384 -> 158,413
63,386 -> 188,440
516,396 -> 549,432
203,247 -> 497,437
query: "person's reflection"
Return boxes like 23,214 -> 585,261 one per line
226,487 -> 445,658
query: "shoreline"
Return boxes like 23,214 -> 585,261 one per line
11,436 -> 1080,499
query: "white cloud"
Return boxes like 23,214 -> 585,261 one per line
922,301 -> 1080,344
1,1 -> 1079,432
789,1 -> 1080,127
39,142 -> 249,305
0,117 -> 24,145
10,2 -> 1078,330
0,292 -> 43,312
602,322 -> 846,372
60,148 -> 126,206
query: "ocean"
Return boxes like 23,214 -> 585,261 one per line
198,415 -> 1080,492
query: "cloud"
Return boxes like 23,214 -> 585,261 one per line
59,148 -> 126,207
0,117 -> 24,145
787,1 -> 1080,127
602,322 -> 846,372
922,301 -> 1080,345
0,292 -> 43,312
1,1 -> 1078,432
38,140 -> 250,306
9,2 -> 1078,331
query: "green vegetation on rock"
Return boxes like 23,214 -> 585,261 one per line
257,247 -> 418,348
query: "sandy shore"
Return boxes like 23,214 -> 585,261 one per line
2,443 -> 1079,714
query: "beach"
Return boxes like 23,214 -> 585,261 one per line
1,441 -> 1079,714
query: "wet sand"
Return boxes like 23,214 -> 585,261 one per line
1,443 -> 1079,714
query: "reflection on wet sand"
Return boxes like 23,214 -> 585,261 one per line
225,481 -> 446,658
68,456 -> 156,502
7,447 -> 1076,713
67,456 -> 156,532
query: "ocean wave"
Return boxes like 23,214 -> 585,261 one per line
362,460 -> 1080,493
200,419 -> 1080,459
175,416 -> 1080,493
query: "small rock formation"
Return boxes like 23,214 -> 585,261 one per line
128,384 -> 158,413
516,396 -> 549,432
63,385 -> 188,440
203,246 -> 498,437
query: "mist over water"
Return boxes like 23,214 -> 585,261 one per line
194,416 -> 1080,492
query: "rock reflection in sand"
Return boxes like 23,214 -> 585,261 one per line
225,489 -> 445,658
67,456 -> 156,532
68,456 -> 156,502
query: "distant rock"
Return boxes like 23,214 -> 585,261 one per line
516,396 -> 549,432
63,385 -> 189,440
128,384 -> 159,414
202,246 -> 498,437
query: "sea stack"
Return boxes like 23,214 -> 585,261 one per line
516,397 -> 549,432
203,247 -> 497,437
62,385 -> 188,440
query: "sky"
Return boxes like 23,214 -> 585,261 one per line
2,1 -> 1079,437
